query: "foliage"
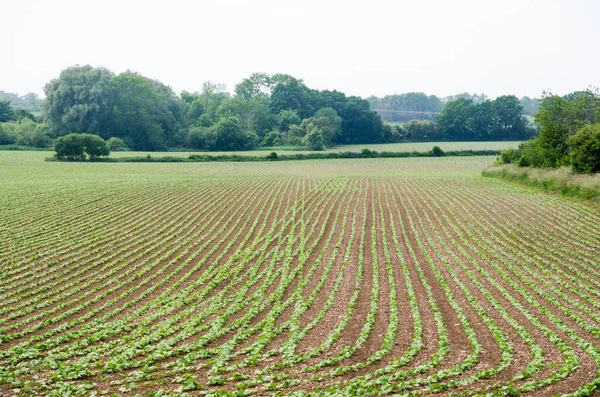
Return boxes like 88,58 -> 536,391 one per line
211,116 -> 257,151
0,124 -> 14,145
402,120 -> 442,141
276,110 -> 301,132
366,92 -> 443,123
567,124 -> 600,174
0,91 -> 42,112
54,133 -> 110,160
43,65 -> 115,137
436,96 -> 533,141
1,118 -> 52,147
107,137 -> 129,152
0,100 -> 14,122
110,72 -> 176,150
483,165 -> 600,201
431,146 -> 445,156
303,129 -> 326,151
497,90 -> 600,173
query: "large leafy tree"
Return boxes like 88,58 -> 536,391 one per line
269,76 -> 314,119
216,96 -> 272,136
234,73 -> 273,100
43,65 -> 114,137
436,98 -> 476,140
110,72 -> 175,150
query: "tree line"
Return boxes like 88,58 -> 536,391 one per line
1,65 -> 542,151
38,67 -> 387,151
497,90 -> 600,174
368,92 -> 540,123
0,91 -> 42,113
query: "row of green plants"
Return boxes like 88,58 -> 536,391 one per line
3,172 -> 600,395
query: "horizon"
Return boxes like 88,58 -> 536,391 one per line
2,0 -> 599,99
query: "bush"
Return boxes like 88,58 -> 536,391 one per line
568,124 -> 600,174
107,137 -> 129,151
0,124 -> 16,145
496,147 -> 520,165
1,119 -> 52,148
54,133 -> 110,161
262,131 -> 281,147
303,130 -> 325,151
431,146 -> 445,156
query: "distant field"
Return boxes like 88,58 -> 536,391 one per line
1,151 -> 599,395
112,141 -> 519,158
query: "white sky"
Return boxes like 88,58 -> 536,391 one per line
1,0 -> 598,99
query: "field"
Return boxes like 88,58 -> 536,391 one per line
1,151 -> 600,396
117,141 -> 520,159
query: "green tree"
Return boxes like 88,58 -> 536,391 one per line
0,124 -> 15,145
110,72 -> 175,150
269,76 -> 314,119
303,129 -> 326,150
0,100 -> 14,122
216,96 -> 272,136
567,124 -> 600,173
107,137 -> 129,151
54,133 -> 109,160
212,116 -> 256,151
436,98 -> 476,140
43,65 -> 114,137
234,73 -> 273,99
186,100 -> 205,125
314,107 -> 342,139
402,120 -> 441,141
276,110 -> 301,132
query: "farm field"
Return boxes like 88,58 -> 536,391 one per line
1,152 -> 600,396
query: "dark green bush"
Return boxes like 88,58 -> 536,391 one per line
54,133 -> 110,161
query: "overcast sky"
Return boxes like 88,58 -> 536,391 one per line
1,0 -> 598,99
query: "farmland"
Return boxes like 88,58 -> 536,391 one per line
1,152 -> 600,396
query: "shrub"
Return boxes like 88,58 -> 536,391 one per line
262,131 -> 281,147
0,124 -> 16,145
496,147 -> 520,165
568,124 -> 600,174
266,152 -> 278,160
303,130 -> 325,151
431,146 -> 445,157
54,133 -> 110,161
107,137 -> 129,151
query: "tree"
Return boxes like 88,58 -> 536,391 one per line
234,73 -> 273,99
270,77 -> 314,119
110,72 -> 175,150
54,133 -> 110,160
339,97 -> 385,143
431,146 -> 445,156
43,65 -> 114,137
491,95 -> 528,139
212,116 -> 256,151
0,100 -> 13,122
276,110 -> 301,132
436,98 -> 476,140
216,96 -> 272,136
0,124 -> 15,145
199,81 -> 230,119
315,107 -> 342,139
303,129 -> 326,150
107,137 -> 129,151
568,124 -> 600,174
402,120 -> 442,141
186,100 -> 205,125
